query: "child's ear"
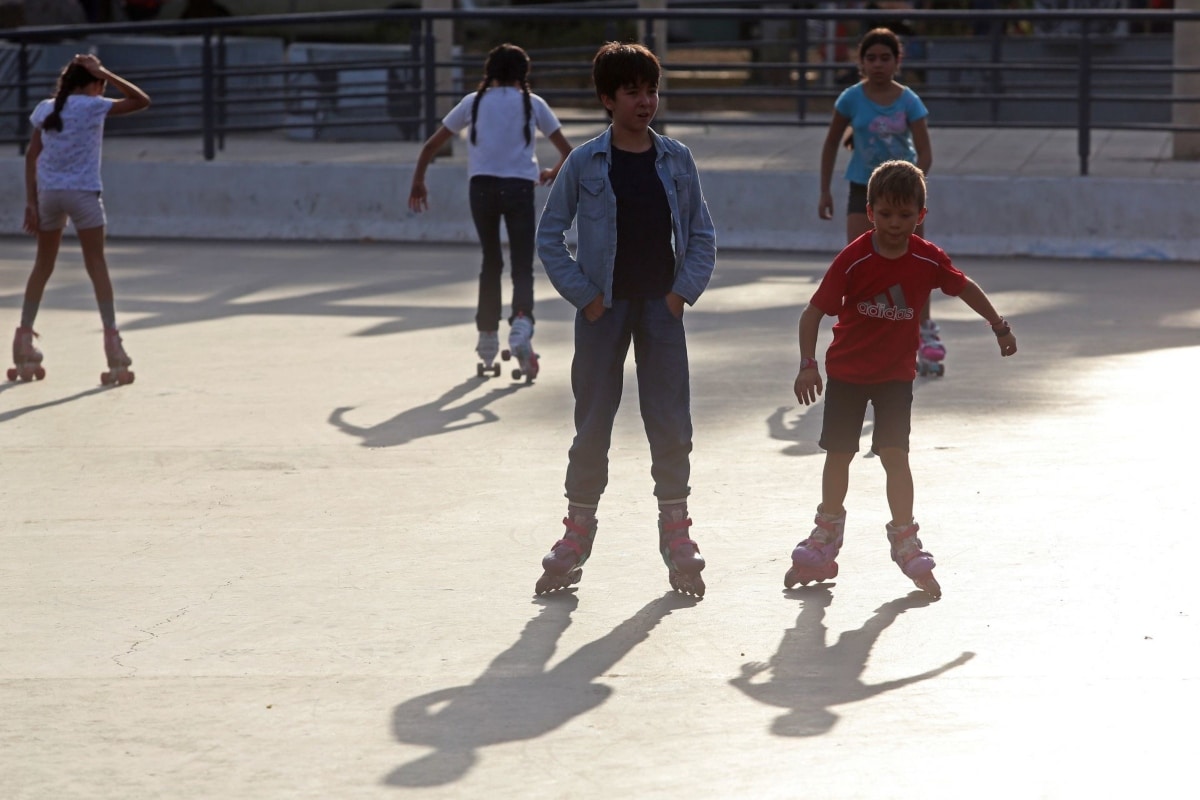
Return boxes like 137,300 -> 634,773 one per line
917,207 -> 927,225
866,204 -> 875,223
600,93 -> 615,113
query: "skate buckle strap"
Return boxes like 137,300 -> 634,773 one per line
809,519 -> 840,545
661,517 -> 693,533
556,516 -> 595,558
890,525 -> 929,563
562,516 -> 593,537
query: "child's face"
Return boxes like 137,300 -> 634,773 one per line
867,195 -> 926,247
602,80 -> 658,135
860,43 -> 898,83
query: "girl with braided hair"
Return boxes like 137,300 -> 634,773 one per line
9,53 -> 149,385
408,43 -> 572,380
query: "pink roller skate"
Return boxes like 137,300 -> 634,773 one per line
7,326 -> 45,382
659,513 -> 705,598
101,328 -> 135,386
784,508 -> 845,588
887,521 -> 941,599
535,514 -> 597,595
917,320 -> 946,377
475,330 -> 500,378
502,313 -> 539,383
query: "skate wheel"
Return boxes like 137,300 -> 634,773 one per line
6,368 -> 16,381
476,363 -> 486,378
501,349 -> 512,361
512,368 -> 522,381
101,372 -> 113,385
34,367 -> 45,380
491,364 -> 500,377
535,567 -> 582,595
121,371 -> 135,385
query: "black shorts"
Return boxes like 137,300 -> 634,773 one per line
820,377 -> 914,454
847,182 -> 868,215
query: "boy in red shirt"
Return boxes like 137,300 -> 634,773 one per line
788,160 -> 1018,598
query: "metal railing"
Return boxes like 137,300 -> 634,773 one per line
2,4 -> 1199,174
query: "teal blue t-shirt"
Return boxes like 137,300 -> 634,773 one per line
834,83 -> 929,185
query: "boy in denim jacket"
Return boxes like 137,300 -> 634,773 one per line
534,42 -> 717,598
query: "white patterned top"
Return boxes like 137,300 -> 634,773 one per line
30,94 -> 115,191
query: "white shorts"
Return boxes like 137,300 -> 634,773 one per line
38,189 -> 106,232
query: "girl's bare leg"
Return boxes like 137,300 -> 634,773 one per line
23,228 -> 64,320
846,212 -> 871,244
76,225 -> 114,307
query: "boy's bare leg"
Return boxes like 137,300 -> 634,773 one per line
877,447 -> 915,526
821,451 -> 855,516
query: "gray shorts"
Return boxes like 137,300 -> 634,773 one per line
38,189 -> 106,232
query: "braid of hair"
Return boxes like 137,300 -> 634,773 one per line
42,85 -> 71,132
43,62 -> 98,133
521,79 -> 532,147
469,84 -> 488,145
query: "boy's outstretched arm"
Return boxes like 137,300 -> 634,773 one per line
956,279 -> 1018,357
794,303 -> 825,405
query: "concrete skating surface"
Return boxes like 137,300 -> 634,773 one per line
1,238 -> 1197,798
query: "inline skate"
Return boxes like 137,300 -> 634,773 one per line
659,512 -> 706,597
784,508 -> 845,588
886,521 -> 941,599
535,514 -> 597,595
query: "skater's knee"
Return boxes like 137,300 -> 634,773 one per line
823,450 -> 855,469
877,447 -> 910,472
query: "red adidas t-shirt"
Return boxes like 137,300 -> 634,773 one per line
810,233 -> 968,383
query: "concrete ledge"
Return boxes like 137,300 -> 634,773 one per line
1,158 -> 1193,261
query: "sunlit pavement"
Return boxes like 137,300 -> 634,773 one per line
1,239 -> 1196,798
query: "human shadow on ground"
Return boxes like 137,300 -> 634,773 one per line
328,378 -> 522,447
0,385 -> 110,424
383,592 -> 690,788
767,405 -> 877,457
730,587 -> 973,736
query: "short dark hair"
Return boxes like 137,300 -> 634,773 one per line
592,41 -> 660,115
867,160 -> 926,210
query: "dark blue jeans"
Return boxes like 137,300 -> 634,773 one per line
566,296 -> 692,505
468,176 -> 535,331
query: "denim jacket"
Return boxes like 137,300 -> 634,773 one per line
536,126 -> 717,310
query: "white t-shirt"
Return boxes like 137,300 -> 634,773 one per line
441,86 -> 560,181
30,94 -> 114,191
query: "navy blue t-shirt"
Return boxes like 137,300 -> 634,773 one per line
610,144 -> 674,300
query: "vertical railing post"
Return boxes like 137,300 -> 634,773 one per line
796,10 -> 809,122
17,42 -> 29,156
202,28 -> 216,161
422,17 -> 437,139
989,17 -> 1003,124
216,32 -> 227,152
640,0 -> 667,133
1078,19 -> 1092,176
